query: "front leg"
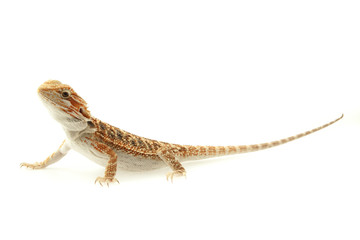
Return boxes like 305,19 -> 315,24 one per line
92,141 -> 119,186
21,140 -> 70,169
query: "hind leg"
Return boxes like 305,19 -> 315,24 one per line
157,148 -> 186,182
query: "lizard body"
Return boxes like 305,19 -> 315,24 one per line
21,80 -> 343,185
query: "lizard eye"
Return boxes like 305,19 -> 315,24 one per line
61,90 -> 71,99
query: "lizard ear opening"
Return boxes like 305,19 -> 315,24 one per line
87,121 -> 96,128
79,107 -> 91,119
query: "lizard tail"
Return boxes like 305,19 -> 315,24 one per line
183,114 -> 343,158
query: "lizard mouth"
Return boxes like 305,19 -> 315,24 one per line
38,91 -> 72,114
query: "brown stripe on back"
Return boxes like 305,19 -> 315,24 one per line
271,141 -> 280,146
130,139 -> 137,147
123,134 -> 134,144
152,141 -> 163,150
144,141 -> 153,151
136,138 -> 147,149
107,128 -> 116,138
116,129 -> 123,140
99,122 -> 106,131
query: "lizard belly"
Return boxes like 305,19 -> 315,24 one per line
115,150 -> 166,171
68,138 -> 166,171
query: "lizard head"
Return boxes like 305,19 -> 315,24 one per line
38,80 -> 92,130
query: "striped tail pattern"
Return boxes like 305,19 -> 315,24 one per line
182,114 -> 344,159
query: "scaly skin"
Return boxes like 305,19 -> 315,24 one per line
20,80 -> 343,185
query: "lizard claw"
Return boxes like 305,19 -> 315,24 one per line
166,170 -> 187,183
20,162 -> 45,169
95,176 -> 119,187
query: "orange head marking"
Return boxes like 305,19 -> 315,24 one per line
38,80 -> 92,129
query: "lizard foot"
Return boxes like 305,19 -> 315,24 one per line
20,162 -> 46,169
95,176 -> 119,187
166,170 -> 187,183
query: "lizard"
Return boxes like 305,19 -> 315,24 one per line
20,80 -> 343,186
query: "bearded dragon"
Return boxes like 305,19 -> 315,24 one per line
20,80 -> 343,186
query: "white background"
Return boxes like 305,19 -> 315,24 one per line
0,0 -> 359,239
